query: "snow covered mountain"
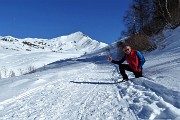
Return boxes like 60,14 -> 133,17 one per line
0,32 -> 107,78
0,27 -> 180,120
0,32 -> 107,53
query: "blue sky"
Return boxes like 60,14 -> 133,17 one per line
0,0 -> 132,44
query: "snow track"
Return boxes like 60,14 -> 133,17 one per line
0,61 -> 180,120
117,77 -> 180,120
0,62 -> 136,120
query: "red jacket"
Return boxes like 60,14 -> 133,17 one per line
111,50 -> 145,72
125,50 -> 141,72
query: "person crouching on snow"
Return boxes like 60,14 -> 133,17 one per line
108,45 -> 145,80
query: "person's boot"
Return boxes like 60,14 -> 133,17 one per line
123,76 -> 129,81
134,72 -> 143,78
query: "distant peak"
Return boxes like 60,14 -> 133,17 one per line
70,31 -> 85,36
1,36 -> 15,39
73,31 -> 83,34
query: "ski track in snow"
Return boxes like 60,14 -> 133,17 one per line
0,63 -> 135,120
0,61 -> 180,120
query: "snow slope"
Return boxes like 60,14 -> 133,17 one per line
0,27 -> 180,120
144,26 -> 180,91
0,32 -> 107,78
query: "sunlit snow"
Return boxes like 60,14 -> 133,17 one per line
0,28 -> 180,120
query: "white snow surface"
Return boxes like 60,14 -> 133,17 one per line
0,28 -> 180,120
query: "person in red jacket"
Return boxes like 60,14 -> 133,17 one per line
108,45 -> 145,80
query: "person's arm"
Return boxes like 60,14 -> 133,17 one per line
136,51 -> 145,68
110,56 -> 126,65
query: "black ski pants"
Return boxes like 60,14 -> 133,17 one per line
118,64 -> 142,79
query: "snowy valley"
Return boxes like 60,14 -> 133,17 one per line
0,27 -> 180,120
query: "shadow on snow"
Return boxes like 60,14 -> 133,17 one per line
36,54 -> 108,72
70,81 -> 118,85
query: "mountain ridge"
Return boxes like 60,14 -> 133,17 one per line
0,32 -> 107,54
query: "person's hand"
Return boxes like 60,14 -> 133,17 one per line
132,66 -> 142,72
108,56 -> 112,62
138,66 -> 142,71
137,68 -> 142,72
136,66 -> 142,72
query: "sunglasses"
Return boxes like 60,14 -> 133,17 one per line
124,48 -> 130,52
